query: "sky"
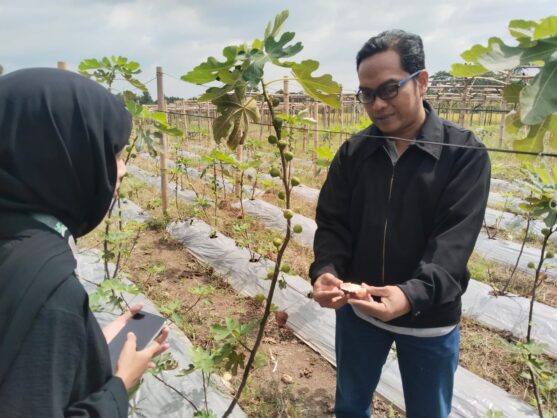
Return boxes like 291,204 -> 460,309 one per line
1,0 -> 556,99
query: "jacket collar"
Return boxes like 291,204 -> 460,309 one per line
414,101 -> 444,160
361,101 -> 444,160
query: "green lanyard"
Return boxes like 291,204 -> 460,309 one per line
31,213 -> 69,238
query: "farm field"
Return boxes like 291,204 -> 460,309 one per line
3,6 -> 557,418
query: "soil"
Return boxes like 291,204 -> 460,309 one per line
103,227 -> 403,417
76,160 -> 557,416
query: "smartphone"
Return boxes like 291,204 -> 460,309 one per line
108,311 -> 166,371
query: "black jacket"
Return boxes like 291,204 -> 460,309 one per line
310,103 -> 491,328
0,215 -> 128,418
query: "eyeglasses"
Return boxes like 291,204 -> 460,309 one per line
356,70 -> 423,104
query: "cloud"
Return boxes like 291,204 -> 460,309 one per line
2,0 -> 555,98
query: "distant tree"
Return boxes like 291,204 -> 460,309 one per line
138,90 -> 154,104
164,95 -> 182,104
430,70 -> 454,81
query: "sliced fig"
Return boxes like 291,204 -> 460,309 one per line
339,282 -> 367,299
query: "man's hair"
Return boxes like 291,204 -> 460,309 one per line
356,29 -> 425,73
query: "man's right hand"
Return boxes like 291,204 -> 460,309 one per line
313,273 -> 348,309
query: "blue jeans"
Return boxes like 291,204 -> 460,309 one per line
335,305 -> 460,418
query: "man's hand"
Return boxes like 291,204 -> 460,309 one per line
102,303 -> 143,343
313,273 -> 348,309
348,285 -> 411,321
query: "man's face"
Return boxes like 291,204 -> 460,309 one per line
357,49 -> 428,139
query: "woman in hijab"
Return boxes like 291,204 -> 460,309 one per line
0,68 -> 169,417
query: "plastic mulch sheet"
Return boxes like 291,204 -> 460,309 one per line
167,218 -> 539,417
229,192 -> 557,282
74,201 -> 245,418
138,154 -> 265,198
485,207 -> 556,243
490,178 -> 523,195
127,164 -> 199,204
127,165 -> 557,355
232,199 -> 317,247
230,198 -> 557,358
463,279 -> 557,357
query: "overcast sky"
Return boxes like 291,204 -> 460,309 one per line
2,0 -> 555,98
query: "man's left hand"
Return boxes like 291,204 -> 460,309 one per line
348,285 -> 411,322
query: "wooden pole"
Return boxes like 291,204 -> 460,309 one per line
206,102 -> 212,144
459,79 -> 470,127
235,145 -> 243,198
283,76 -> 290,117
339,85 -> 344,127
313,102 -> 319,171
498,71 -> 512,147
156,66 -> 169,215
57,61 -> 67,70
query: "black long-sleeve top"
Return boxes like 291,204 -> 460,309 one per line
0,227 -> 128,418
310,102 -> 491,328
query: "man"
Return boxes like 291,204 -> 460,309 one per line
310,30 -> 490,418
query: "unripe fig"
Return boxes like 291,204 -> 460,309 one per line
269,167 -> 281,177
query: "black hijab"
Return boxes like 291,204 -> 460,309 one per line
0,67 -> 132,237
0,68 -> 131,386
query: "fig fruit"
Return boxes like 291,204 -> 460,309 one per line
340,282 -> 367,299
269,167 -> 281,177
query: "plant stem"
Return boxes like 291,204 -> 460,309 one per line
222,81 -> 293,418
525,227 -> 553,418
213,162 -> 218,222
527,229 -> 551,342
112,197 -> 124,279
182,295 -> 204,316
483,218 -> 494,239
239,170 -> 245,218
529,365 -> 545,418
151,374 -> 199,412
502,215 -> 531,293
202,371 -> 209,413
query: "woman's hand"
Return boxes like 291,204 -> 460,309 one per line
102,304 -> 144,344
114,326 -> 170,391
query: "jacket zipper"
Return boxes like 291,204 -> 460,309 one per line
382,163 -> 396,285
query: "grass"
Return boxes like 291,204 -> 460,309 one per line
468,253 -> 557,307
119,119 -> 557,414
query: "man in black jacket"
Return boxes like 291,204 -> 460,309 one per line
310,30 -> 490,418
